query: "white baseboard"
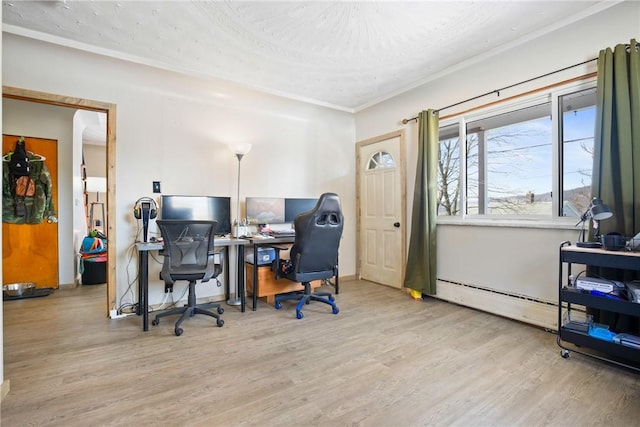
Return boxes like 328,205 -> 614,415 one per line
436,280 -> 557,331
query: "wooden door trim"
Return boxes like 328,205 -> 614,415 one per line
355,129 -> 406,283
3,85 -> 117,316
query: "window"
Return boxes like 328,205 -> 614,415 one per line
437,124 -> 461,216
367,151 -> 395,170
560,87 -> 596,217
437,83 -> 596,219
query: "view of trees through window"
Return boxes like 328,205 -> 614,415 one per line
437,85 -> 596,218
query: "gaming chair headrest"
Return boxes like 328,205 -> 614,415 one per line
314,193 -> 342,219
133,197 -> 158,220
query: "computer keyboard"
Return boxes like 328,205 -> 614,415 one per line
269,230 -> 296,237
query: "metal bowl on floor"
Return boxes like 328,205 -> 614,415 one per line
3,282 -> 36,297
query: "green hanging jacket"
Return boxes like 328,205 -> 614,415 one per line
3,153 -> 56,224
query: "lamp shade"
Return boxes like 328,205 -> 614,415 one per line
229,143 -> 252,156
85,176 -> 107,193
590,198 -> 613,221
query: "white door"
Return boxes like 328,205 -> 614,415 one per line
357,131 -> 405,288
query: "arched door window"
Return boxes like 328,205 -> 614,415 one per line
366,151 -> 395,170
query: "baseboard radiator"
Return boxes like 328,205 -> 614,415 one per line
436,279 -> 558,331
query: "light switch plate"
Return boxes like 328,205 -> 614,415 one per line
152,181 -> 161,193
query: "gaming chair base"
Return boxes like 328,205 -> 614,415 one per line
274,282 -> 339,319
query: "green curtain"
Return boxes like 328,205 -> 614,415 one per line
592,39 -> 640,239
591,39 -> 639,331
404,109 -> 439,295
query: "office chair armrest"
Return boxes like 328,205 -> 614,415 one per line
160,260 -> 175,285
201,253 -> 218,282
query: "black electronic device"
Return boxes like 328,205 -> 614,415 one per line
160,195 -> 231,235
285,198 -> 318,222
134,197 -> 158,242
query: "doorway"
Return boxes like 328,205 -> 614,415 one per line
2,135 -> 59,288
356,130 -> 407,288
3,86 -> 117,316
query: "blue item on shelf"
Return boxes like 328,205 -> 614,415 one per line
245,247 -> 276,265
589,326 -> 616,342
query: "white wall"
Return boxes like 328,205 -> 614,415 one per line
2,33 -> 356,309
355,2 -> 640,307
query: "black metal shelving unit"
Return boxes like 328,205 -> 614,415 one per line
558,241 -> 640,371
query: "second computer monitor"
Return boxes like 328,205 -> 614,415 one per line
246,197 -> 285,224
285,198 -> 318,222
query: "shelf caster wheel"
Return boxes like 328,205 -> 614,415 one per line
175,327 -> 183,336
217,319 -> 224,327
561,349 -> 570,359
275,302 -> 282,310
217,307 -> 224,315
332,307 -> 339,315
296,311 -> 304,319
152,319 -> 159,326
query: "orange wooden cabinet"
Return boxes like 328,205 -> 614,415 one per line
245,263 -> 321,303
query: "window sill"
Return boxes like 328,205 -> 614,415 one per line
436,216 -> 578,230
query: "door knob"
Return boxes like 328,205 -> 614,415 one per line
393,222 -> 400,228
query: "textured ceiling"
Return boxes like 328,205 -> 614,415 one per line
3,1 -> 609,112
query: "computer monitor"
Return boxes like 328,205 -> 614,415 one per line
245,197 -> 285,224
285,198 -> 318,222
160,195 -> 231,235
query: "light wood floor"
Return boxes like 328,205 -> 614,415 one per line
2,280 -> 640,426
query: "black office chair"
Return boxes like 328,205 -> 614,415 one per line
152,220 -> 224,335
273,192 -> 343,319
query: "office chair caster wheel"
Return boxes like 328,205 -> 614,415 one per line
217,307 -> 224,314
217,319 -> 224,327
175,327 -> 183,336
561,349 -> 570,359
275,302 -> 282,310
296,311 -> 304,319
332,307 -> 339,315
152,319 -> 159,326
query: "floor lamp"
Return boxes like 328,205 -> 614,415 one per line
228,143 -> 252,306
85,176 -> 106,234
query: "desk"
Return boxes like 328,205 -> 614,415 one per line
246,235 -> 340,310
136,237 -> 248,331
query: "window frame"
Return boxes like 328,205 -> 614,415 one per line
436,77 -> 597,227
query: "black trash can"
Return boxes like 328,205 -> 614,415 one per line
82,259 -> 106,285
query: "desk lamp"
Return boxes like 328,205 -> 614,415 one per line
228,142 -> 252,306
576,197 -> 613,248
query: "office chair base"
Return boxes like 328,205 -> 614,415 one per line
152,281 -> 225,335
